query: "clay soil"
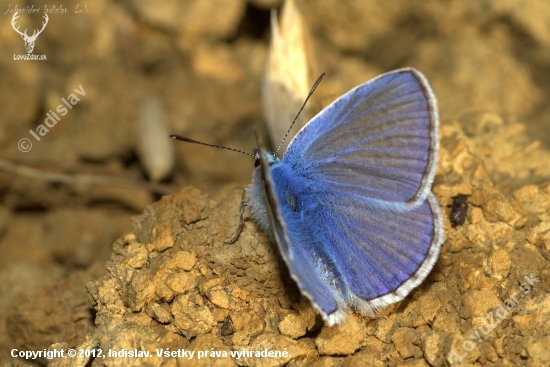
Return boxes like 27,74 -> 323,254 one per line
1,1 -> 550,366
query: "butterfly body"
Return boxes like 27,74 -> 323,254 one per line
246,68 -> 444,326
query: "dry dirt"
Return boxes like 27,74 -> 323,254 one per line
1,0 -> 550,366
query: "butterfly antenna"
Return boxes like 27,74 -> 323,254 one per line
170,135 -> 254,157
275,72 -> 326,155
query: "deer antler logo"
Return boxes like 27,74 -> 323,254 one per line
11,12 -> 49,54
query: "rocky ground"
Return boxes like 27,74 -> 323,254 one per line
1,0 -> 550,366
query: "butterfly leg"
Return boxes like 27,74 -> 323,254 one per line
224,188 -> 249,244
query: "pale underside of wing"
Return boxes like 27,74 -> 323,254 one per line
283,68 -> 439,210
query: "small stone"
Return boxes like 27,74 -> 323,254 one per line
278,311 -> 308,338
232,331 -> 250,347
416,295 -> 442,327
343,337 -> 385,366
523,337 -> 550,365
183,201 -> 201,224
391,327 -> 422,359
171,294 -> 215,336
152,268 -> 175,302
461,289 -> 500,318
512,314 -> 535,332
421,332 -> 444,367
490,248 -> 511,279
527,222 -> 550,244
464,269 -> 494,289
481,342 -> 499,363
446,238 -> 473,253
145,302 -> 172,324
230,310 -> 265,336
128,272 -> 156,311
446,333 -> 481,365
208,289 -> 229,309
432,310 -> 461,334
125,243 -> 149,269
293,297 -> 318,331
493,335 -> 507,358
469,207 -> 484,224
166,251 -> 197,271
165,272 -> 196,294
439,253 -> 453,267
315,316 -> 366,355
194,294 -> 205,306
147,232 -> 174,252
212,307 -> 229,322
488,200 -> 521,225
199,277 -> 225,293
374,317 -> 395,344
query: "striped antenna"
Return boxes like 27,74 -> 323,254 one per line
275,72 -> 325,155
170,135 -> 254,158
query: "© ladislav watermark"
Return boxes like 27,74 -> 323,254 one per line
18,84 -> 86,152
451,274 -> 540,361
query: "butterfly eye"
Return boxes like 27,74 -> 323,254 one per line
254,158 -> 260,167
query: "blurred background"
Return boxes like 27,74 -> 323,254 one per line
0,0 -> 549,363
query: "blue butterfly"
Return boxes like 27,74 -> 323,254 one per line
173,68 -> 444,326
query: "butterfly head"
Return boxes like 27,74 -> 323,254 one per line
253,146 -> 280,168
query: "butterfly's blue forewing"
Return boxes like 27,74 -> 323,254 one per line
284,68 -> 439,210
